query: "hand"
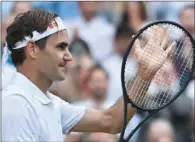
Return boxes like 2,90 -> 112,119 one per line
134,25 -> 176,80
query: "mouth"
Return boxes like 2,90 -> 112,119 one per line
59,63 -> 67,72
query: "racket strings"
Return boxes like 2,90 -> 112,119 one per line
158,52 -> 193,107
151,35 -> 192,108
152,37 -> 193,106
124,23 -> 194,110
126,32 -> 151,104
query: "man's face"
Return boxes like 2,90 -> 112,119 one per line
2,14 -> 15,46
88,69 -> 108,98
180,7 -> 195,36
148,120 -> 175,142
115,36 -> 131,56
13,2 -> 32,15
79,2 -> 98,20
36,30 -> 72,81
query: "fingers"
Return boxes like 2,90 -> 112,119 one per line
147,25 -> 157,44
165,41 -> 176,56
147,25 -> 165,46
161,27 -> 169,50
134,38 -> 142,49
134,38 -> 142,60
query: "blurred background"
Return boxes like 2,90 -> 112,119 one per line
1,1 -> 194,142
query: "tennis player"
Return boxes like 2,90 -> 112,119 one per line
2,10 -> 173,141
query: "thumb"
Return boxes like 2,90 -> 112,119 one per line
165,41 -> 176,56
134,38 -> 142,49
134,38 -> 143,60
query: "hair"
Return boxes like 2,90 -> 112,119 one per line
121,2 -> 147,26
115,23 -> 135,40
88,63 -> 109,80
6,9 -> 58,66
69,38 -> 91,57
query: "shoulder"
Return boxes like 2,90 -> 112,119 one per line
2,93 -> 35,123
2,91 -> 40,141
2,85 -> 37,119
47,91 -> 64,102
2,84 -> 31,106
47,92 -> 70,108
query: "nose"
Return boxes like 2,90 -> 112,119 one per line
63,48 -> 73,61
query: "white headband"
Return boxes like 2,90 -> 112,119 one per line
13,17 -> 66,49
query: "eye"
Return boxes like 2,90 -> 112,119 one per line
57,43 -> 68,50
58,45 -> 66,50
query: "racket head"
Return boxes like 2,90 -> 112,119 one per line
121,20 -> 195,111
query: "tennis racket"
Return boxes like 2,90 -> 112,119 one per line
119,21 -> 195,142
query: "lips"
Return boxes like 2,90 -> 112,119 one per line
59,62 -> 66,67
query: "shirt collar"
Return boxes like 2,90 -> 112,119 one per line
13,72 -> 52,105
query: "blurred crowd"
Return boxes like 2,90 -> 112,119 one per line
1,1 -> 195,142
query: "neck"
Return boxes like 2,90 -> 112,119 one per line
92,94 -> 105,106
17,64 -> 52,94
83,13 -> 96,22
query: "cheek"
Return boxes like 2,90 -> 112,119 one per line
38,53 -> 59,72
101,82 -> 108,90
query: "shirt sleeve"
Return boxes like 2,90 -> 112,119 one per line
2,95 -> 39,141
59,100 -> 87,134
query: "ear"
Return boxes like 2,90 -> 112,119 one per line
26,41 -> 38,59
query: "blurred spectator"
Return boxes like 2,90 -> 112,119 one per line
76,55 -> 96,99
148,2 -> 194,22
98,2 -> 122,24
84,64 -> 111,107
65,2 -> 115,62
190,108 -> 195,142
69,38 -> 91,61
168,94 -> 193,142
1,14 -> 16,90
184,79 -> 194,103
2,2 -> 14,18
102,23 -> 135,102
10,2 -> 33,16
33,2 -> 81,19
2,2 -> 33,90
101,24 -> 142,142
2,14 -> 15,48
179,3 -> 195,38
65,64 -> 114,142
120,2 -> 149,32
147,119 -> 175,142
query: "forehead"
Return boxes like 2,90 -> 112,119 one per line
47,30 -> 69,44
92,69 -> 107,78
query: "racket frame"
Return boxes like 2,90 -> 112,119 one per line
121,20 -> 195,111
120,20 -> 195,142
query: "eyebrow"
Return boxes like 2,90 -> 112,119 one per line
56,42 -> 69,47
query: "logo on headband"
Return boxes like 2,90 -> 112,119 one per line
48,23 -> 57,29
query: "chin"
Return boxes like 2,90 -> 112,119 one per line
56,70 -> 66,80
53,74 -> 66,81
58,74 -> 66,81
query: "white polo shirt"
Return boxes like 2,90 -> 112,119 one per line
2,72 -> 86,141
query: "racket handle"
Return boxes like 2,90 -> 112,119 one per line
126,111 -> 158,141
